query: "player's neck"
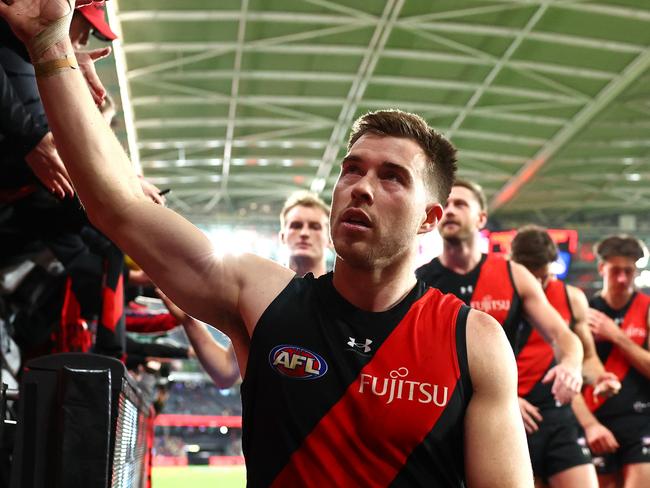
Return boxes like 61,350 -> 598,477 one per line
290,256 -> 327,278
332,255 -> 417,312
440,235 -> 482,274
600,287 -> 634,310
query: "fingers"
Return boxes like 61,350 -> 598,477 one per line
521,411 -> 538,434
593,378 -> 621,398
75,50 -> 109,105
604,433 -> 620,452
88,46 -> 111,61
542,367 -> 556,384
49,151 -> 75,197
518,398 -> 542,433
590,433 -> 619,455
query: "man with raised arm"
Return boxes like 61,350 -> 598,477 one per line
0,2 -> 534,485
417,179 -> 583,407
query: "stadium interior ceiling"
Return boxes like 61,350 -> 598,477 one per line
97,0 -> 650,230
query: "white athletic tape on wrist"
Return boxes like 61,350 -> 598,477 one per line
27,0 -> 74,60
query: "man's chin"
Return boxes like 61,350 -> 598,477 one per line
291,249 -> 315,259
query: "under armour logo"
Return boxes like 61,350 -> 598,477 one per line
460,285 -> 473,295
347,337 -> 372,353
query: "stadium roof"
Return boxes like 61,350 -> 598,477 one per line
104,0 -> 650,225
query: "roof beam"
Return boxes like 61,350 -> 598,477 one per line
400,3 -> 525,23
407,21 -> 645,53
208,0 -> 250,211
311,0 -> 405,193
448,3 -> 549,137
555,3 -> 650,22
491,48 -> 650,210
126,21 -> 371,79
125,42 -> 617,81
119,10 -> 368,24
106,1 -> 141,172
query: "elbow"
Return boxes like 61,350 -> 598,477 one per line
213,374 -> 238,390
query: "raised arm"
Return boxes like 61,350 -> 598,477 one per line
159,291 -> 241,389
511,262 -> 583,403
464,310 -> 534,488
0,0 -> 294,335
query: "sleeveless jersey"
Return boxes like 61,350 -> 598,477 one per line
584,292 -> 650,418
516,279 -> 573,409
241,272 -> 472,487
416,254 -> 522,348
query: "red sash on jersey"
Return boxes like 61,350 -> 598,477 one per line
271,290 -> 465,487
469,254 -> 514,326
545,279 -> 573,325
517,279 -> 571,396
583,293 -> 650,412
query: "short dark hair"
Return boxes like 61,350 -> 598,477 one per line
347,109 -> 457,202
453,179 -> 487,211
511,225 -> 558,270
280,191 -> 330,229
595,234 -> 646,262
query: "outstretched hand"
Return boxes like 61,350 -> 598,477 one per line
75,46 -> 111,105
592,371 -> 621,399
542,362 -> 582,404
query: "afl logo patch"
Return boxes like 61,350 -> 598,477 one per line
269,345 -> 328,379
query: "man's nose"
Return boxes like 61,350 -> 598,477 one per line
350,175 -> 374,205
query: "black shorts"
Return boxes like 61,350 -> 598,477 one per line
592,414 -> 650,474
527,407 -> 592,481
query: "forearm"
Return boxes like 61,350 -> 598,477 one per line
582,352 -> 606,384
183,318 -> 240,389
553,328 -> 583,370
571,393 -> 600,429
33,38 -> 143,223
611,333 -> 650,379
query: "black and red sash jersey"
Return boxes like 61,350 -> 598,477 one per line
584,292 -> 650,419
241,272 -> 472,487
416,253 -> 522,348
515,279 -> 574,410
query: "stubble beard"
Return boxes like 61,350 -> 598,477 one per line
334,227 -> 412,271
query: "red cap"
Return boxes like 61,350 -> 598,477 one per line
77,4 -> 117,42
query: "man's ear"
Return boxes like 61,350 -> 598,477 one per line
476,209 -> 488,231
279,230 -> 286,245
418,203 -> 443,235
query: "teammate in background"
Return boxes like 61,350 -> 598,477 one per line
278,191 -> 330,278
511,225 -> 621,488
162,191 -> 331,388
577,235 -> 650,488
0,2 -> 535,484
416,179 -> 583,407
